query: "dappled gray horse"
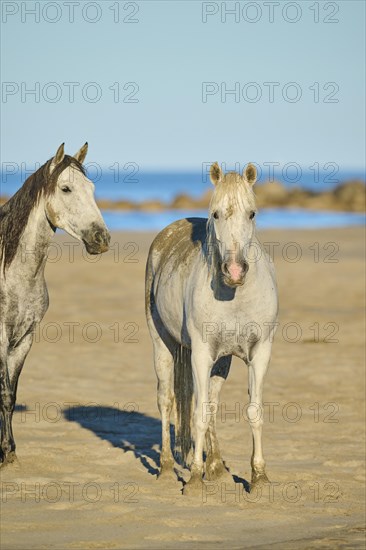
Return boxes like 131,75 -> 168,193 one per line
0,143 -> 110,465
146,162 -> 278,494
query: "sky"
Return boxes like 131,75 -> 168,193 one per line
1,0 -> 365,173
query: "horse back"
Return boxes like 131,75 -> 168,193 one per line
147,217 -> 207,274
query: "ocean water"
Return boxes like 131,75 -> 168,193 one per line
102,208 -> 365,232
1,169 -> 365,230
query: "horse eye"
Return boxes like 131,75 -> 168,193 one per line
249,211 -> 256,220
213,211 -> 219,220
61,186 -> 72,193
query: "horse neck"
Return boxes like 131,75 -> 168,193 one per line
12,196 -> 54,278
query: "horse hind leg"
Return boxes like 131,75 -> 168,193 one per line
205,356 -> 231,481
151,335 -> 175,478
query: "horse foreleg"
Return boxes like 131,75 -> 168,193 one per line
0,360 -> 16,465
205,356 -> 231,480
184,346 -> 212,495
0,333 -> 33,466
247,343 -> 272,488
152,338 -> 175,478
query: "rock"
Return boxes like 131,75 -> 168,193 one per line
333,181 -> 366,211
139,200 -> 165,211
170,194 -> 198,209
255,181 -> 288,206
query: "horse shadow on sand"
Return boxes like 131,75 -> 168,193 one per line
63,405 -> 172,477
62,405 -> 250,491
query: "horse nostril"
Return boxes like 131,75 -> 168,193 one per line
94,229 -> 110,251
243,261 -> 249,274
94,231 -> 103,244
222,262 -> 229,276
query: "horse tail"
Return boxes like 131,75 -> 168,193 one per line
173,345 -> 194,465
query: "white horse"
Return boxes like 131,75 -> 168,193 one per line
0,143 -> 110,465
145,163 -> 278,494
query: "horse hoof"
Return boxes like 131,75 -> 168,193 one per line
157,466 -> 176,481
250,472 -> 270,491
205,461 -> 226,481
183,476 -> 204,496
0,451 -> 19,469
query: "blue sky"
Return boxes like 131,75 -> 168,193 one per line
1,0 -> 365,172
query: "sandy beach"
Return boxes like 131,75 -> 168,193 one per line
1,226 -> 365,549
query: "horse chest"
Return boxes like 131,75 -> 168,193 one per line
187,279 -> 277,361
2,279 -> 49,343
193,306 -> 260,361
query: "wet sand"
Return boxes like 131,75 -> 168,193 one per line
1,226 -> 365,549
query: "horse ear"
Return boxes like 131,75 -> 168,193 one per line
53,143 -> 65,166
74,142 -> 88,164
49,143 -> 65,173
210,162 -> 222,186
244,163 -> 257,186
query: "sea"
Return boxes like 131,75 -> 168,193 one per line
1,168 -> 365,231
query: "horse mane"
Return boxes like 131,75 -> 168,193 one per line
204,171 -> 257,274
0,155 -> 85,271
